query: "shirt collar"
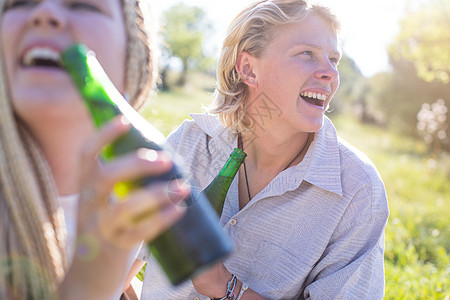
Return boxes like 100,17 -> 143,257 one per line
301,117 -> 343,196
191,113 -> 343,196
190,113 -> 236,168
190,112 -> 236,146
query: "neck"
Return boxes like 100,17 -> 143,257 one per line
30,119 -> 94,196
241,126 -> 312,173
238,127 -> 312,205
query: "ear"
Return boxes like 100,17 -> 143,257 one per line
235,51 -> 258,88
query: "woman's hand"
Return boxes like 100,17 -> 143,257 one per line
192,261 -> 240,299
59,117 -> 188,300
192,261 -> 265,299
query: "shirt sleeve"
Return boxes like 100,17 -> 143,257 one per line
302,179 -> 389,300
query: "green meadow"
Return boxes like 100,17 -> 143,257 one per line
140,74 -> 449,299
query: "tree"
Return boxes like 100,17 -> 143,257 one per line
162,3 -> 212,86
417,99 -> 448,156
389,0 -> 450,83
364,0 -> 450,152
366,56 -> 450,152
330,54 -> 369,121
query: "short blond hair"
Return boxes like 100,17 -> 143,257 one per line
209,0 -> 339,133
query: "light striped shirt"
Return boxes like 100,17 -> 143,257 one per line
140,114 -> 389,300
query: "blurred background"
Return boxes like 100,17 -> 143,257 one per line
143,0 -> 449,298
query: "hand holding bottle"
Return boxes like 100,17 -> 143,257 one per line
62,44 -> 233,285
59,116 -> 188,300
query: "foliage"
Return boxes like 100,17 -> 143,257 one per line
161,3 -> 213,86
362,0 -> 450,153
136,263 -> 146,282
389,0 -> 450,83
417,99 -> 449,156
140,71 -> 215,135
331,54 -> 369,121
140,78 -> 450,298
366,58 -> 450,152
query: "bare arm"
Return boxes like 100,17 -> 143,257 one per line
192,262 -> 266,300
122,258 -> 146,293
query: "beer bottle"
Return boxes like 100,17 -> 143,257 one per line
62,44 -> 233,285
203,148 -> 246,216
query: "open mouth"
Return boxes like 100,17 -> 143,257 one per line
300,91 -> 327,107
22,47 -> 62,69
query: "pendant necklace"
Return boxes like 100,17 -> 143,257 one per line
238,133 -> 311,201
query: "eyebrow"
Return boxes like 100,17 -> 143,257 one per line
293,43 -> 342,58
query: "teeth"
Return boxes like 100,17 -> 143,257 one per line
23,47 -> 61,66
300,91 -> 327,100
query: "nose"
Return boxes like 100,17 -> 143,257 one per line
314,60 -> 339,83
28,2 -> 66,30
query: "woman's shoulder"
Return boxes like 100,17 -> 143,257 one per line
164,113 -> 220,149
337,136 -> 382,185
336,136 -> 388,218
318,118 -> 384,189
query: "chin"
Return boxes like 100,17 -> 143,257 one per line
300,115 -> 325,133
13,90 -> 86,122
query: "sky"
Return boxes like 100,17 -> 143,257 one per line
150,0 -> 425,77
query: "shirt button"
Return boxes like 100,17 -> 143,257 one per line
229,218 -> 237,225
193,297 -> 200,300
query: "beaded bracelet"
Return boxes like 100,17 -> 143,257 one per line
236,283 -> 248,300
212,274 -> 237,300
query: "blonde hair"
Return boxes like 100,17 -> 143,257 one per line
208,0 -> 339,133
0,0 -> 158,298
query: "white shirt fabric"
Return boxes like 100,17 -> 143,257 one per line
58,194 -> 79,263
139,114 -> 389,300
58,194 -> 139,300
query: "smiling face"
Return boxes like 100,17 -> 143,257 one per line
1,0 -> 127,128
249,13 -> 341,134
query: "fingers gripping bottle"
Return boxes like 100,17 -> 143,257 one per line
62,44 -> 233,285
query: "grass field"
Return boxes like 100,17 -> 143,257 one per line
140,74 -> 449,299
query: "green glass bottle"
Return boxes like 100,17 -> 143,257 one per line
62,44 -> 233,285
202,148 -> 246,216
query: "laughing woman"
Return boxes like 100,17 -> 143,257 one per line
138,0 -> 389,299
0,0 -> 187,299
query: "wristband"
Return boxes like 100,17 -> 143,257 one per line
212,274 -> 237,300
236,283 -> 248,300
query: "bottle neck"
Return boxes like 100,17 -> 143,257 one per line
218,148 -> 246,178
62,44 -> 120,128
